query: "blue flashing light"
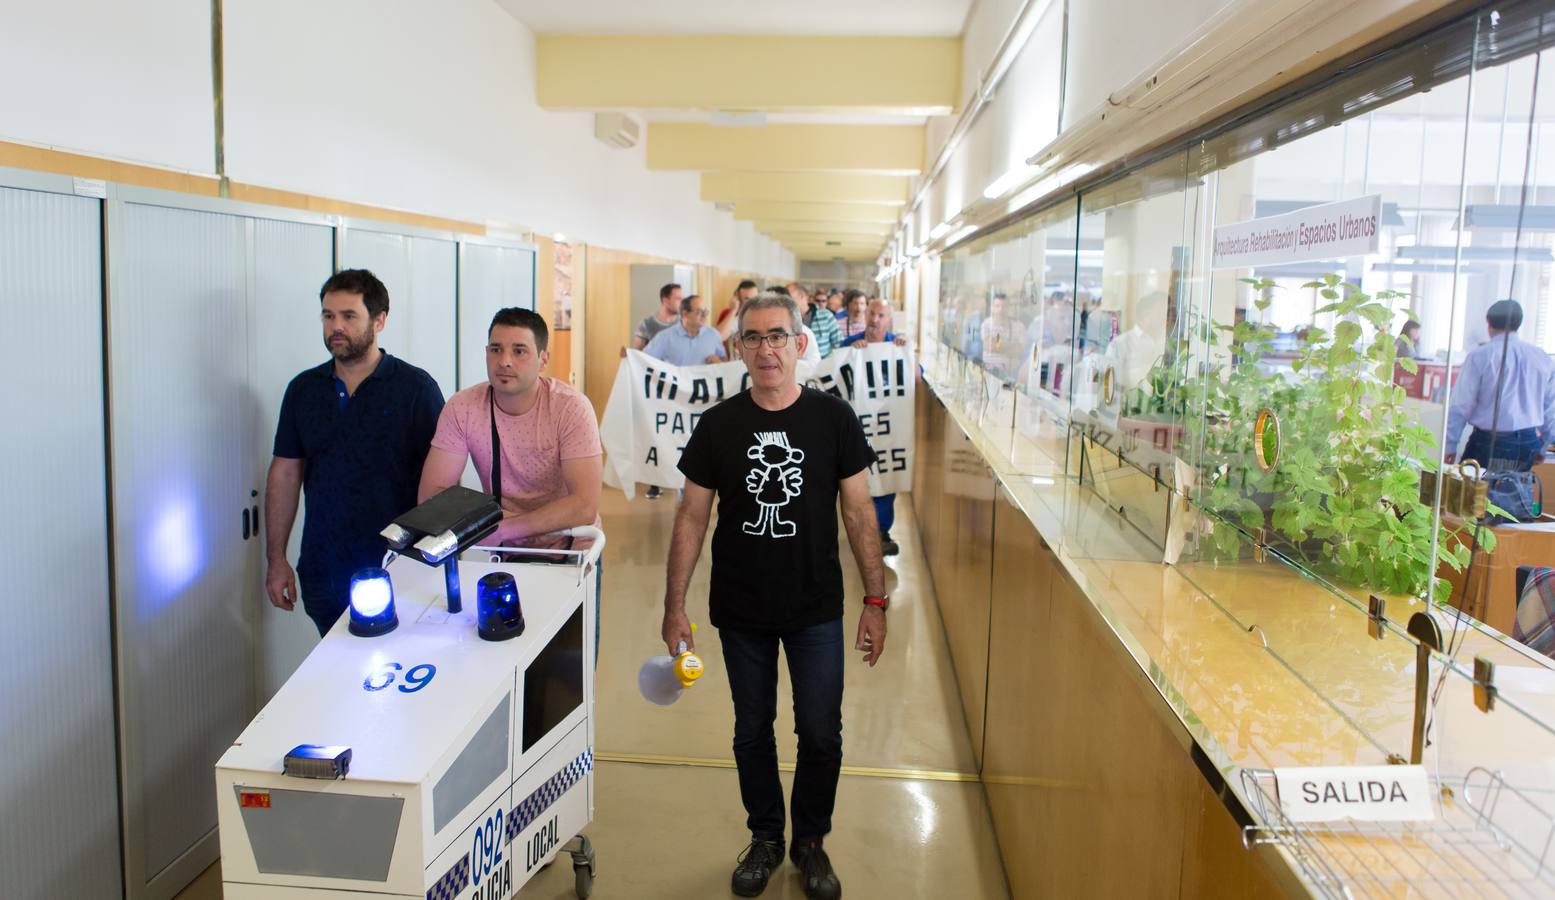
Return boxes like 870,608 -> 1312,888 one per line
348,567 -> 398,637
476,572 -> 525,642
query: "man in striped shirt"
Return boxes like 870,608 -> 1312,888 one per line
790,282 -> 843,358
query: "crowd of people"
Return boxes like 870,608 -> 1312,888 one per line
632,280 -> 911,553
634,280 -> 887,366
264,273 -> 900,900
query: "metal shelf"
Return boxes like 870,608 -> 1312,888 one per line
1241,768 -> 1555,898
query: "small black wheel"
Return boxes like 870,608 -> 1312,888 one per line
574,864 -> 594,899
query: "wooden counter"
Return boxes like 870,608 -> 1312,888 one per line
914,363 -> 1555,900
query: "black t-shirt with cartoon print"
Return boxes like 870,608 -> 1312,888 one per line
678,387 -> 875,633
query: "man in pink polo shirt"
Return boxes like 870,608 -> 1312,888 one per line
418,307 -> 602,549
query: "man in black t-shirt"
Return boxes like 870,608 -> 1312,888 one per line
664,292 -> 888,900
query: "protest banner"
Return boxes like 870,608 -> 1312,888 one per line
601,344 -> 915,498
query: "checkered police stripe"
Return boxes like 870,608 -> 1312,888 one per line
506,748 -> 594,842
426,852 -> 470,900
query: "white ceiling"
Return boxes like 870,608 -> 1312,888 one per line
496,0 -> 973,37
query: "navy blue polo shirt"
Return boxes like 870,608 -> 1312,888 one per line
273,351 -> 445,604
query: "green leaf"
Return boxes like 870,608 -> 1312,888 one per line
1398,357 -> 1418,374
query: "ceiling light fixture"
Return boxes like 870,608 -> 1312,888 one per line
945,225 -> 978,246
710,110 -> 767,128
983,160 -> 1052,200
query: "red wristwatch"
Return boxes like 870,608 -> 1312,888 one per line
864,595 -> 890,611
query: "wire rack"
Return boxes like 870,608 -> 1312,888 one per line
1240,768 -> 1555,898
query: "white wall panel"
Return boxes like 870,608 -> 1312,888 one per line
0,0 -> 213,172
0,183 -> 121,900
110,201 -> 257,897
251,218 -> 336,701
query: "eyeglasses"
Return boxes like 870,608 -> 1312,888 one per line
739,331 -> 798,350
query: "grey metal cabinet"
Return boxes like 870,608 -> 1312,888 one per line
107,200 -> 261,899
458,240 -> 537,389
251,218 -> 337,702
340,227 -> 457,397
0,180 -> 122,900
0,174 -> 476,900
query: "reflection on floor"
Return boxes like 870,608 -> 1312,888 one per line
176,488 -> 1009,900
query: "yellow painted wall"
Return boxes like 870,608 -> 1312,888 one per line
647,123 -> 924,174
537,35 -> 960,113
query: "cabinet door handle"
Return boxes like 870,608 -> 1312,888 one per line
242,508 -> 251,541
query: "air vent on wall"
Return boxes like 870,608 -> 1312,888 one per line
594,113 -> 640,149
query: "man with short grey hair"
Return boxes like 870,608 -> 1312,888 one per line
663,290 -> 887,900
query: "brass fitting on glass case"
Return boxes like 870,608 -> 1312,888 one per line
1253,408 -> 1280,472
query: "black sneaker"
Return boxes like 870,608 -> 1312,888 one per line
791,839 -> 841,899
645,485 -> 663,499
880,530 -> 900,557
732,836 -> 786,897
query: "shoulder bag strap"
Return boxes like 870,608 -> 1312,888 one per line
489,385 -> 503,501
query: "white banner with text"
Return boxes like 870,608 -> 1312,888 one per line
1212,194 -> 1382,269
601,345 -> 915,498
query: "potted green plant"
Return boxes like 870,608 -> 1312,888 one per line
1189,274 -> 1485,599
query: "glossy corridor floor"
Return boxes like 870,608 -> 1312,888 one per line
179,488 -> 1010,900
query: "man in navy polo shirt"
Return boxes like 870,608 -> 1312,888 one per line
264,269 -> 445,635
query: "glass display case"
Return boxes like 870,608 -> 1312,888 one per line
921,2 -> 1555,893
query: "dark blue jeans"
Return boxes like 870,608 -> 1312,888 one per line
719,618 -> 844,842
300,574 -> 347,636
873,494 -> 896,532
1463,427 -> 1544,472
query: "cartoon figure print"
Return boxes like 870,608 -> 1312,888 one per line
744,431 -> 805,538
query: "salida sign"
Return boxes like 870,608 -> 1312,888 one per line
1272,765 -> 1434,823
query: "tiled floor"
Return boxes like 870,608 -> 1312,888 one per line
177,489 -> 1010,899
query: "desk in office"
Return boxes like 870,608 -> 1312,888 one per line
1438,511 -> 1555,636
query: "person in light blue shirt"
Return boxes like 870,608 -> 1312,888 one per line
643,293 -> 727,367
1445,299 -> 1555,471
